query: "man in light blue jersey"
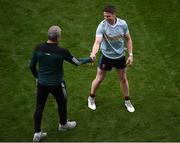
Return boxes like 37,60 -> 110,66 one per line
88,5 -> 135,112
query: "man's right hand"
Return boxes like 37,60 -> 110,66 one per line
90,52 -> 96,61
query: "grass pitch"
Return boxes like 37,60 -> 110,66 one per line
0,0 -> 179,141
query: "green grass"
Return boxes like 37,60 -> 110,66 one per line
0,0 -> 179,141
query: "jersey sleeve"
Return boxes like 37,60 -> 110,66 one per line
96,22 -> 104,37
123,20 -> 129,34
62,49 -> 74,64
63,49 -> 92,66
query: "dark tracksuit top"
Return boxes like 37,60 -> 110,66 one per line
29,42 -> 92,86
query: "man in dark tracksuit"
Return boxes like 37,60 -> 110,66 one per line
29,26 -> 92,142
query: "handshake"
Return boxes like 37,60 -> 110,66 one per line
88,52 -> 96,66
89,52 -> 96,62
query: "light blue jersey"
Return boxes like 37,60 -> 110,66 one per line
96,18 -> 129,59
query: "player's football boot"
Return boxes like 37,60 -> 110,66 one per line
125,100 -> 135,112
88,96 -> 96,110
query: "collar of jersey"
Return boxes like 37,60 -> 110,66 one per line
107,18 -> 118,28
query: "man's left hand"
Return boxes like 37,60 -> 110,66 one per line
126,56 -> 133,66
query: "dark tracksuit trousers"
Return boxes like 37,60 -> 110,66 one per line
34,82 -> 67,132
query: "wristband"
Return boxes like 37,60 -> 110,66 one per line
129,53 -> 133,56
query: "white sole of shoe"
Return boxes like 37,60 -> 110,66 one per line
125,105 -> 135,112
88,103 -> 96,110
88,99 -> 96,110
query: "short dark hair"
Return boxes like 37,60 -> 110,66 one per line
103,5 -> 116,14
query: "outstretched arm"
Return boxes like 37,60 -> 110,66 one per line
63,49 -> 93,66
71,57 -> 93,66
90,36 -> 103,61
